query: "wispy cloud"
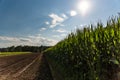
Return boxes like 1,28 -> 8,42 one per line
40,27 -> 46,31
53,28 -> 67,33
61,14 -> 68,19
59,24 -> 65,26
52,35 -> 60,38
45,21 -> 50,25
27,35 -> 58,46
0,36 -> 32,47
61,33 -> 67,37
52,33 -> 67,38
0,35 -> 58,48
48,13 -> 67,28
0,36 -> 20,42
19,38 -> 31,42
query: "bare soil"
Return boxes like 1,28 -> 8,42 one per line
0,53 -> 53,80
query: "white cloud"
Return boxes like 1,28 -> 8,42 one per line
28,35 -> 58,46
53,28 -> 67,33
52,34 -> 67,39
0,36 -> 32,43
40,27 -> 46,31
61,34 -> 67,37
49,13 -> 64,24
0,36 -> 20,42
70,10 -> 77,16
37,34 -> 41,36
48,13 -> 67,28
61,14 -> 68,19
0,35 -> 58,48
0,36 -> 32,48
50,23 -> 59,28
59,24 -> 65,27
19,38 -> 32,42
45,21 -> 50,25
52,35 -> 60,38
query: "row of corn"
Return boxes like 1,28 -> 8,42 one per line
45,16 -> 120,80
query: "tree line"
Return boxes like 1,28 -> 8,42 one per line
0,45 -> 51,52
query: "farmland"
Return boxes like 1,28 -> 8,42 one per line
0,53 -> 53,80
0,52 -> 31,57
0,16 -> 120,80
0,17 -> 120,80
0,0 -> 119,80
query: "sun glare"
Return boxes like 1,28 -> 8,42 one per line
77,0 -> 91,15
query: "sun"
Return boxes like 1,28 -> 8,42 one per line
77,0 -> 91,15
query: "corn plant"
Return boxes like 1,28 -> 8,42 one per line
45,16 -> 120,80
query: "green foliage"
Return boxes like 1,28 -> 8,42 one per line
0,45 -> 50,52
45,16 -> 120,80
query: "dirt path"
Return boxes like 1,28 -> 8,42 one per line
0,53 -> 53,80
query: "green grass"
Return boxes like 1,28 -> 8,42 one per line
0,52 -> 31,57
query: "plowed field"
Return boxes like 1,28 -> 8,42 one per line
0,53 -> 53,80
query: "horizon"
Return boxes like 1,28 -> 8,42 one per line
0,0 -> 120,48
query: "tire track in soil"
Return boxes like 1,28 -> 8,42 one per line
0,54 -> 38,80
12,54 -> 42,79
0,54 -> 35,69
0,53 -> 53,80
34,54 -> 53,80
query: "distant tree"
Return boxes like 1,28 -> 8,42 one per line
15,46 -> 22,52
0,45 -> 51,52
9,46 -> 15,52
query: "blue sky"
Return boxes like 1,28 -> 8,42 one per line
0,0 -> 120,48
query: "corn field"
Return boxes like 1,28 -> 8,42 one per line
45,16 -> 120,80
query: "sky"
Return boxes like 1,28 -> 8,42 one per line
0,0 -> 120,48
